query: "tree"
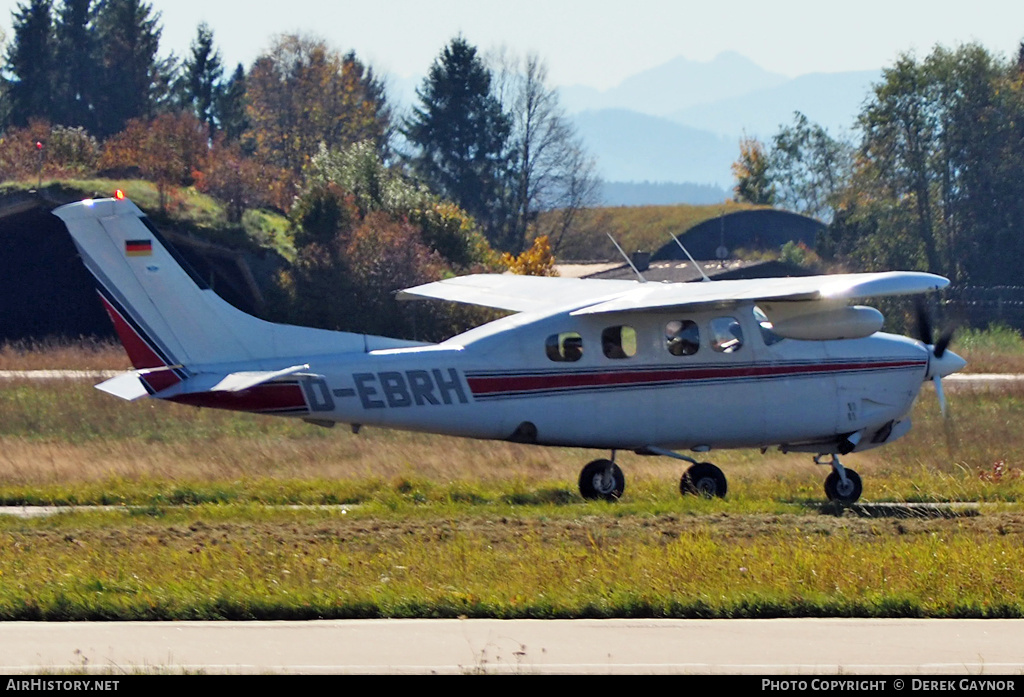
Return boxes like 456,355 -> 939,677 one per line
195,136 -> 292,222
243,34 -> 390,176
5,0 -> 55,127
52,0 -> 99,130
501,234 -> 557,276
731,135 -> 775,205
100,111 -> 208,212
215,63 -> 247,142
769,112 -> 854,222
403,36 -> 511,246
832,44 -> 1024,284
181,22 -> 223,134
92,0 -> 163,136
305,140 -> 495,270
492,51 -> 600,254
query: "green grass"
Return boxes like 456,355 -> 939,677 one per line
1,503 -> 1022,621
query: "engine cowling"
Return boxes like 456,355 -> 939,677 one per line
769,305 -> 884,341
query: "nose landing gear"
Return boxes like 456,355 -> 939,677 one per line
816,453 -> 863,504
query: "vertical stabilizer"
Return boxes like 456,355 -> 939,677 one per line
54,197 -> 420,373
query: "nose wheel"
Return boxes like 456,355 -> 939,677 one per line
818,454 -> 863,504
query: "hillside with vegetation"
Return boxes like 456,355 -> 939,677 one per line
547,200 -> 766,260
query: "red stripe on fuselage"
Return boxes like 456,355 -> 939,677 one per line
466,360 -> 925,396
169,383 -> 308,414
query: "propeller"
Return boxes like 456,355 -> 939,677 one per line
913,299 -> 962,417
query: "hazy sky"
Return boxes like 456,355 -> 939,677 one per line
2,0 -> 1024,89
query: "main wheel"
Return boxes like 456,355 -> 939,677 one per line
680,462 -> 727,498
824,468 -> 862,504
578,459 -> 625,501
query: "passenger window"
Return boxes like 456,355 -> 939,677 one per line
546,332 -> 583,362
666,320 -> 700,356
710,317 -> 744,353
753,306 -> 785,346
601,325 -> 637,359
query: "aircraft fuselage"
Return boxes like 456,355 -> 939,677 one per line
170,305 -> 929,455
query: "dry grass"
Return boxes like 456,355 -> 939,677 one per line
0,338 -> 128,371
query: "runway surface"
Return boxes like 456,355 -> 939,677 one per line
1,618 -> 1023,675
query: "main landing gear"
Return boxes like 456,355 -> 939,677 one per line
578,458 -> 625,501
576,448 -> 728,501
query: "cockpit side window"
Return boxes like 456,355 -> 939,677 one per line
666,319 -> 700,356
710,316 -> 744,353
753,306 -> 785,346
601,325 -> 637,359
546,332 -> 583,362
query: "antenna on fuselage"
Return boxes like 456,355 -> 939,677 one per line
607,233 -> 647,283
668,231 -> 711,282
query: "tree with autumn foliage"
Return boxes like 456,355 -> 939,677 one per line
100,111 -> 208,212
193,137 -> 294,222
731,135 -> 775,205
243,34 -> 391,176
501,234 -> 557,276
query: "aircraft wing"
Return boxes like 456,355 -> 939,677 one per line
397,274 -> 639,313
570,271 -> 949,315
399,271 -> 948,315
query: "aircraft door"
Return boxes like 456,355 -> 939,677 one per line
755,307 -> 835,445
654,312 -> 768,448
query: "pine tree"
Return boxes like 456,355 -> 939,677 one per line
181,21 -> 223,134
403,36 -> 511,245
215,63 -> 247,143
5,0 -> 55,127
92,0 -> 162,137
52,0 -> 99,130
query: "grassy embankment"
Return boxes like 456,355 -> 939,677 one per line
0,335 -> 1023,620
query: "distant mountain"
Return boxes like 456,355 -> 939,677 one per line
386,52 -> 879,205
571,109 -> 737,187
560,51 -> 789,116
667,70 -> 881,138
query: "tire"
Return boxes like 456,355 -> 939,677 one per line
680,462 -> 727,499
578,459 -> 625,501
824,468 -> 862,504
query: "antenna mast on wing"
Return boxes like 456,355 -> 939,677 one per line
668,232 -> 711,282
606,233 -> 647,283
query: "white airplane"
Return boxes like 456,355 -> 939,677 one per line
54,195 -> 967,504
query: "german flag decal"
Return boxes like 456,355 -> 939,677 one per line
125,239 -> 152,257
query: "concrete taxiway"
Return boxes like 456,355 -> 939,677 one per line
1,619 -> 1023,674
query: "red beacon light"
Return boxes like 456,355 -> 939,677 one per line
114,189 -> 125,200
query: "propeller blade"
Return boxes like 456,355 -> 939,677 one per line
934,328 -> 955,359
934,375 -> 947,418
915,298 -> 934,345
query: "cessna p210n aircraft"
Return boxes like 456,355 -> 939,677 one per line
54,196 -> 967,504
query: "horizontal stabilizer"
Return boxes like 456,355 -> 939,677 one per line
209,364 -> 310,393
95,371 -> 152,401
